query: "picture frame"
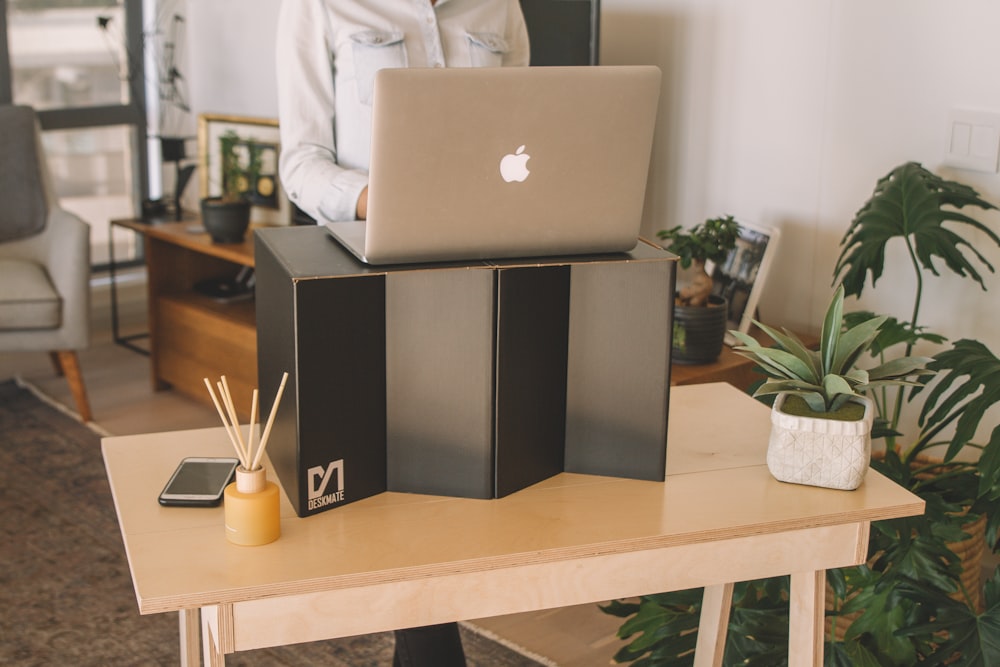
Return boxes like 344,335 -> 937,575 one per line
709,221 -> 780,345
197,113 -> 291,225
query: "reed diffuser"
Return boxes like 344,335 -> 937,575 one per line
204,372 -> 288,546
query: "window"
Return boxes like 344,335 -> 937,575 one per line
2,0 -> 148,268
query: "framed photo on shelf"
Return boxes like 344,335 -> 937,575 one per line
709,220 -> 780,345
197,113 -> 291,225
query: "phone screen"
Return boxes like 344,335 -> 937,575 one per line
159,458 -> 239,506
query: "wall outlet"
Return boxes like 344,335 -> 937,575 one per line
944,109 -> 1000,173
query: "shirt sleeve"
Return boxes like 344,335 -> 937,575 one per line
276,0 -> 369,223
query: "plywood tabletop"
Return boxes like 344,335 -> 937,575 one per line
103,383 -> 923,615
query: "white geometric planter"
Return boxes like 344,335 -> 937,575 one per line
766,394 -> 874,491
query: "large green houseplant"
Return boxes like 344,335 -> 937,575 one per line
826,161 -> 1000,665
603,162 -> 1000,665
658,215 -> 741,364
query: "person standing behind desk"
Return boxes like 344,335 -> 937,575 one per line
275,2 -> 530,665
277,0 -> 531,224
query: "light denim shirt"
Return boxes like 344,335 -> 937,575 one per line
276,0 -> 531,223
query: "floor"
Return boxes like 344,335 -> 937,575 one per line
0,268 -> 628,667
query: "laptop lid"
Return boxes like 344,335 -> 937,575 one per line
327,65 -> 661,265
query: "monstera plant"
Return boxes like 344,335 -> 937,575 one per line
826,162 -> 1000,665
602,162 -> 1000,666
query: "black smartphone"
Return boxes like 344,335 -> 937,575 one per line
158,457 -> 240,507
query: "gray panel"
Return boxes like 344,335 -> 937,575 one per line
564,260 -> 673,480
385,268 -> 496,498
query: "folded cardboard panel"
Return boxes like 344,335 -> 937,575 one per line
493,265 -> 571,497
384,266 -> 496,498
256,227 -> 676,517
564,258 -> 675,480
255,228 -> 388,517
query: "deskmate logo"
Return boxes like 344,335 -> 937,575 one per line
307,459 -> 345,510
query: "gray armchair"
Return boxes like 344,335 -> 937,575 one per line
0,105 -> 92,421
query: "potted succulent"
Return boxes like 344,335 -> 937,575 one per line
602,162 -> 1000,665
201,130 -> 255,243
731,285 -> 930,490
657,215 -> 741,364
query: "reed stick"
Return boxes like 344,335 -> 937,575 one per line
247,388 -> 259,469
251,372 -> 289,471
203,377 -> 249,468
218,378 -> 249,465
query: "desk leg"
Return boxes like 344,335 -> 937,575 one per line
201,604 -> 234,666
789,570 -> 826,665
694,582 -> 734,667
179,609 -> 201,667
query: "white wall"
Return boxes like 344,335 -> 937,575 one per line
185,0 -> 280,119
185,0 -> 1000,353
600,0 -> 1000,347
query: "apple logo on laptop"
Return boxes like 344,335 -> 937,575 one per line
499,145 -> 530,183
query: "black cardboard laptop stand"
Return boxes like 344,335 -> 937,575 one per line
255,226 -> 676,517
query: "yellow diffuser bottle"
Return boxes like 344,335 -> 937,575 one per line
204,372 -> 289,547
225,466 -> 280,546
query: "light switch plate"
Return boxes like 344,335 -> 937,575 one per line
944,109 -> 1000,173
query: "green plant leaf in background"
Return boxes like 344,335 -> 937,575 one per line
913,340 -> 1000,461
657,215 -> 742,269
603,591 -> 702,666
834,161 -> 1000,299
825,640 -> 883,667
895,567 -> 1000,667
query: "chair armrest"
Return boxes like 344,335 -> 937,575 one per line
42,208 -> 91,348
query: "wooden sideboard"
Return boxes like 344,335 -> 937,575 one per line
113,218 -> 259,418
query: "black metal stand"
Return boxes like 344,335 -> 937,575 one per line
107,223 -> 150,356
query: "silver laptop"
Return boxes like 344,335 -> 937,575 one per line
325,65 -> 661,265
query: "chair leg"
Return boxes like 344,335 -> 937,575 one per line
53,350 -> 93,422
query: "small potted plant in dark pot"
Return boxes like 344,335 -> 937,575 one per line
657,215 -> 741,364
201,130 -> 255,244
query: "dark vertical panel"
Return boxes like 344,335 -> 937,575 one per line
296,276 -> 387,512
0,0 -> 11,104
519,0 -> 601,66
494,266 -> 570,497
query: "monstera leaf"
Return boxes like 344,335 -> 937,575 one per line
895,567 -> 1000,667
915,340 -> 1000,460
834,162 -> 1000,299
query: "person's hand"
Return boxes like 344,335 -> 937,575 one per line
357,187 -> 368,220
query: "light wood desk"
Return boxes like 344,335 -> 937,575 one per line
102,383 -> 922,666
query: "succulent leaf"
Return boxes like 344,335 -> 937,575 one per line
821,285 -> 846,373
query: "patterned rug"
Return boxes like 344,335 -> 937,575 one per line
0,379 -> 546,666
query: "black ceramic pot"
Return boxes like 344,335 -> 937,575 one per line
671,294 -> 729,365
201,197 -> 251,244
